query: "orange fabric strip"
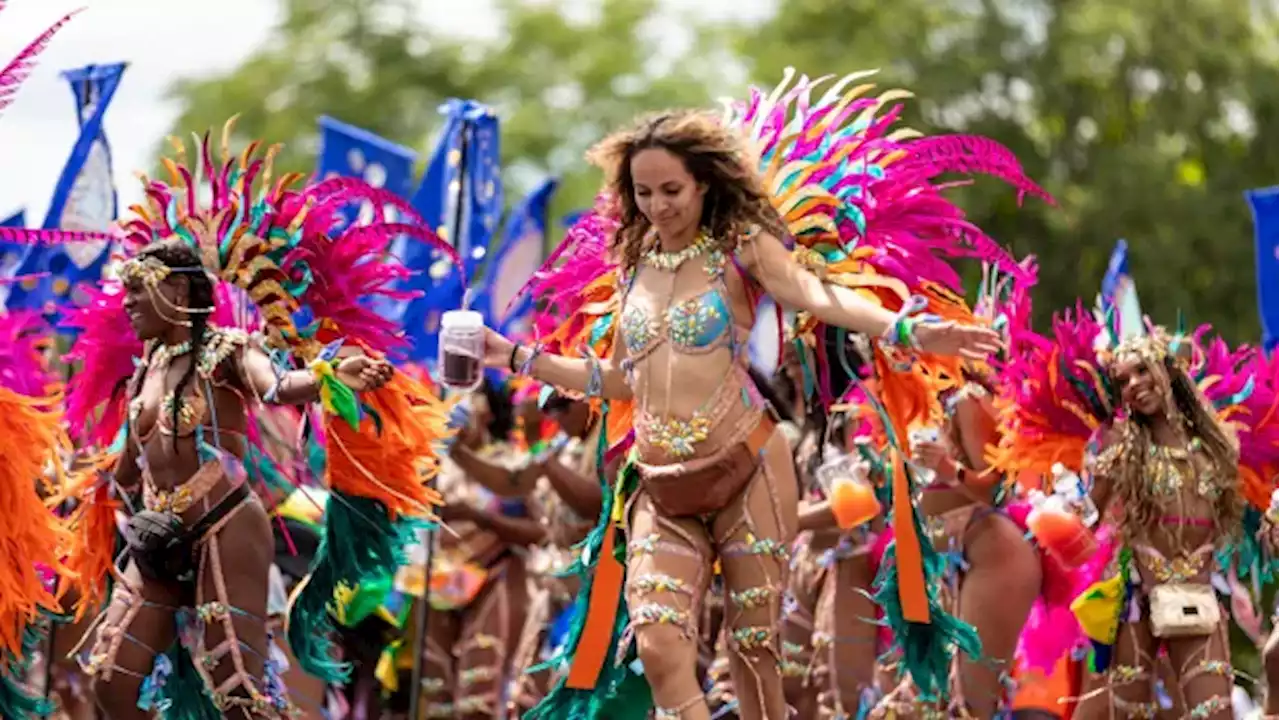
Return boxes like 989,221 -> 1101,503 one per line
888,446 -> 929,623
565,523 -> 625,689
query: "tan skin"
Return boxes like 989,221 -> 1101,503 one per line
90,268 -> 391,720
482,147 -> 1001,720
908,389 -> 1042,716
1071,356 -> 1230,720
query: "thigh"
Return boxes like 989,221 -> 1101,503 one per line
83,563 -> 181,716
192,499 -> 277,714
1166,619 -> 1233,717
713,441 -> 800,638
625,491 -> 715,641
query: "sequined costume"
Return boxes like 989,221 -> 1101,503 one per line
992,312 -> 1279,719
405,447 -> 531,719
3,121 -> 455,718
511,69 -> 1049,718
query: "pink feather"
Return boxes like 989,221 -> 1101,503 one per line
0,310 -> 54,397
0,8 -> 81,117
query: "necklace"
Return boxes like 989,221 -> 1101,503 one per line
151,340 -> 193,368
642,229 -> 714,272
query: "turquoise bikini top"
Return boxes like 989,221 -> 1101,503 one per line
619,248 -> 746,360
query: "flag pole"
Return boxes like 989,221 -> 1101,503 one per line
407,119 -> 470,720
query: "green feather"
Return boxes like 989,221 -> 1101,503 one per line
287,493 -> 427,682
320,374 -> 361,430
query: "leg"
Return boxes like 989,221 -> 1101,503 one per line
956,512 -> 1042,716
780,541 -> 820,718
453,556 -> 529,720
1166,620 -> 1234,720
814,546 -> 880,718
713,441 -> 799,720
626,492 -> 715,719
190,499 -> 288,719
1264,624 -> 1278,716
505,585 -> 551,719
82,563 -> 180,720
416,605 -> 461,719
1072,619 -> 1158,719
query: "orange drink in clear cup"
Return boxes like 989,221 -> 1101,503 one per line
816,455 -> 881,530
1027,496 -> 1096,568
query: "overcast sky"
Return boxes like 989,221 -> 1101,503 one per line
0,0 -> 773,224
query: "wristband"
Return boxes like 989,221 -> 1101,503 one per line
519,343 -> 544,376
508,344 -> 521,373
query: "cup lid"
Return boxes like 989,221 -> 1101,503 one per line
441,309 -> 484,328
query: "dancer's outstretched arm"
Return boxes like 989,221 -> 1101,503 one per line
739,230 -> 1003,360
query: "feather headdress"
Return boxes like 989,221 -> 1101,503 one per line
4,118 -> 460,683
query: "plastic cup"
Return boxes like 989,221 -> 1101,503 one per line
816,455 -> 881,529
1027,502 -> 1097,568
439,310 -> 485,392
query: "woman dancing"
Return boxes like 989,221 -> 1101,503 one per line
416,379 -> 540,719
6,125 -> 454,719
482,106 -> 1004,717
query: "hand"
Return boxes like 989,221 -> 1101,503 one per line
910,440 -> 956,479
335,355 -> 394,391
913,320 -> 1003,360
437,500 -> 477,523
483,327 -> 516,369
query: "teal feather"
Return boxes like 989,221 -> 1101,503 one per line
156,643 -> 221,720
855,379 -> 982,701
0,616 -> 55,720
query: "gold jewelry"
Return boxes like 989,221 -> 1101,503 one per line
641,229 -> 715,272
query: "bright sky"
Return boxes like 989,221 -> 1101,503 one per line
0,0 -> 774,224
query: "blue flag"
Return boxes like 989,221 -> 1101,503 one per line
1097,239 -> 1145,340
399,100 -> 503,364
477,178 -> 558,336
1246,186 -> 1279,352
6,62 -> 125,315
0,210 -> 26,307
316,115 -> 417,227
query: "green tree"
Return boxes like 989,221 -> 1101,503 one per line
164,0 -> 726,236
728,0 -> 1279,341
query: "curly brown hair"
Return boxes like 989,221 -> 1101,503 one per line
586,109 -> 788,276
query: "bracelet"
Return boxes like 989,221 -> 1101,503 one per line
508,344 -> 521,373
583,346 -> 604,399
519,343 -> 544,376
881,295 -> 928,349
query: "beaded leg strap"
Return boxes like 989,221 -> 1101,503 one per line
186,506 -> 295,718
453,570 -> 515,718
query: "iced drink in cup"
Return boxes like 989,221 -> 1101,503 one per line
815,455 -> 880,530
908,426 -> 941,485
439,310 -> 485,392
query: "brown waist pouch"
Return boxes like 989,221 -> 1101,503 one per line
636,415 -> 774,517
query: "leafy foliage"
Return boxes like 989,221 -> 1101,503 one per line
165,0 -> 1279,340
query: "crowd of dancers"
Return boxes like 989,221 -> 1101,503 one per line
1,5 -> 1277,720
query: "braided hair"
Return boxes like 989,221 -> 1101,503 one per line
135,239 -> 215,451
